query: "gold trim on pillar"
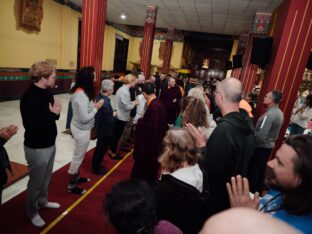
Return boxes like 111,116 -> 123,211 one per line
274,11 -> 298,89
282,1 -> 310,91
284,18 -> 312,110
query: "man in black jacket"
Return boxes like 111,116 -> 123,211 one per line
20,61 -> 62,227
187,78 -> 255,217
0,124 -> 18,205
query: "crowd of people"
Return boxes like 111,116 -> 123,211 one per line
1,61 -> 312,233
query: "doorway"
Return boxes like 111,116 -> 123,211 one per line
113,35 -> 129,73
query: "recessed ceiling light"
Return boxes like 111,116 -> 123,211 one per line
121,14 -> 126,20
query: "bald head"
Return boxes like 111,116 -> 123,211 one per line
200,208 -> 300,234
168,77 -> 176,88
219,78 -> 242,103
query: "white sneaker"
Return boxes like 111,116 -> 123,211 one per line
31,214 -> 46,227
42,202 -> 60,209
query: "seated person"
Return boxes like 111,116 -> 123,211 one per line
226,135 -> 312,234
154,128 -> 208,234
105,179 -> 182,234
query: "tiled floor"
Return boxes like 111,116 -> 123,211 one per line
1,93 -> 102,203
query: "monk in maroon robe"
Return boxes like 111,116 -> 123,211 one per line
131,83 -> 168,184
159,77 -> 182,124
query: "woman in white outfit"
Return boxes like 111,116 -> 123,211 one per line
68,66 -> 104,194
290,94 -> 312,135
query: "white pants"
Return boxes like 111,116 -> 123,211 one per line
68,123 -> 90,175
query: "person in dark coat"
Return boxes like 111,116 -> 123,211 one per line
0,124 -> 18,205
92,80 -> 115,175
159,77 -> 182,124
155,129 -> 208,234
131,83 -> 168,184
186,78 -> 255,218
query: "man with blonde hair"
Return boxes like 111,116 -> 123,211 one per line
110,74 -> 138,159
20,61 -> 62,227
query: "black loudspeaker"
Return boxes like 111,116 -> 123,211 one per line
307,52 -> 312,70
250,36 -> 273,69
232,54 -> 243,68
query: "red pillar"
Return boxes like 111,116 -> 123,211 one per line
140,6 -> 157,78
80,0 -> 107,94
240,13 -> 272,93
255,0 -> 312,152
162,28 -> 175,74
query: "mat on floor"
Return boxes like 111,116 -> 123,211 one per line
0,148 -> 134,234
4,161 -> 29,188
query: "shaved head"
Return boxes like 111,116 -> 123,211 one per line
200,208 -> 300,234
219,78 -> 242,103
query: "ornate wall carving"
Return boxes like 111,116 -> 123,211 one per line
21,0 -> 43,31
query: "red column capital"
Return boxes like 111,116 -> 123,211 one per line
140,6 -> 157,78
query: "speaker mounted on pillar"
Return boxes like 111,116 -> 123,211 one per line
250,36 -> 273,69
232,54 -> 242,69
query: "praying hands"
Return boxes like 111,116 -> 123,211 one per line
226,175 -> 260,209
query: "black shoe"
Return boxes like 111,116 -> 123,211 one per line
93,167 -> 107,175
76,177 -> 91,183
68,187 -> 86,195
109,153 -> 123,160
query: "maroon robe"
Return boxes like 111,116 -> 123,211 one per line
131,98 -> 168,184
159,86 -> 182,124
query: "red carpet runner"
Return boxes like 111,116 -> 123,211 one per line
0,149 -> 134,234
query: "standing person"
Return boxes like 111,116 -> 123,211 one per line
65,77 -> 76,133
290,94 -> 312,135
186,78 -> 255,217
159,77 -> 182,125
92,80 -> 115,175
155,129 -> 207,234
110,74 -> 138,159
20,61 -> 62,227
118,74 -> 144,152
155,72 -> 162,97
68,66 -> 104,194
0,124 -> 18,205
248,90 -> 284,194
131,83 -> 168,184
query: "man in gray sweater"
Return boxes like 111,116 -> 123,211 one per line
248,90 -> 284,193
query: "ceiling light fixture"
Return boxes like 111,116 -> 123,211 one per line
121,14 -> 126,20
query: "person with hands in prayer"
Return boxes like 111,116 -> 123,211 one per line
226,135 -> 312,234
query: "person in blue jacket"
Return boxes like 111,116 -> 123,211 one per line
227,134 -> 312,234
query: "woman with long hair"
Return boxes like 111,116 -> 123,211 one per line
68,66 -> 104,194
180,96 -> 211,141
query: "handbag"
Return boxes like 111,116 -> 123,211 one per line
90,127 -> 97,140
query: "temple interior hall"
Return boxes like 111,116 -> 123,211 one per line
0,0 -> 312,233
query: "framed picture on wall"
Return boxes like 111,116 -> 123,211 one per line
21,0 -> 43,31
